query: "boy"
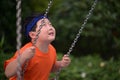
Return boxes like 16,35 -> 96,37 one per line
4,14 -> 71,80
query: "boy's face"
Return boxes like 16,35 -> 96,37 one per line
35,18 -> 56,43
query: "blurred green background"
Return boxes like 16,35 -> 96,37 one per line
0,0 -> 120,80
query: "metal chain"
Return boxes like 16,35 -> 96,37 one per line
67,0 -> 98,56
54,0 -> 98,80
16,0 -> 53,80
33,0 -> 53,45
21,0 -> 53,79
16,0 -> 22,80
16,0 -> 97,79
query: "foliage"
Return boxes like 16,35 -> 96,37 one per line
50,0 -> 120,58
1,53 -> 120,80
0,0 -> 120,79
51,53 -> 120,80
0,0 -> 16,52
0,34 -> 5,53
0,52 -> 14,80
0,0 -> 120,61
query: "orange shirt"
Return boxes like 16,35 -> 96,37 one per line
4,42 -> 56,80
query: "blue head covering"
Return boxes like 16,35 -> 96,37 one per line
25,15 -> 47,37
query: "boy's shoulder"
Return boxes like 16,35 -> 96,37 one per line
49,44 -> 56,52
20,42 -> 32,51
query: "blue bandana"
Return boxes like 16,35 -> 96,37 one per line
25,15 -> 47,37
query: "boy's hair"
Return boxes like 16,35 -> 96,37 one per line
22,13 -> 47,42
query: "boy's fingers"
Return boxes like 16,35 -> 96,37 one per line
30,46 -> 35,50
64,54 -> 69,57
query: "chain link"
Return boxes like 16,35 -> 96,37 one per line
16,0 -> 98,79
16,0 -> 22,79
67,0 -> 98,56
16,0 -> 53,80
22,0 -> 53,78
54,0 -> 98,80
33,0 -> 53,45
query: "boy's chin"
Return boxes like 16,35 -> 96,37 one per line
49,38 -> 55,42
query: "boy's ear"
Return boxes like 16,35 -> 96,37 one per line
29,31 -> 36,39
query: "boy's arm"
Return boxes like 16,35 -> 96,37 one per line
51,54 -> 71,72
5,54 -> 27,78
51,61 -> 62,72
5,46 -> 35,78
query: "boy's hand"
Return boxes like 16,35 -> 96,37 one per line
60,54 -> 71,68
21,46 -> 35,60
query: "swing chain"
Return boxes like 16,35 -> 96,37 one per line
16,0 -> 98,79
67,0 -> 98,56
16,0 -> 53,79
54,0 -> 98,80
21,0 -> 53,79
16,0 -> 22,79
33,0 -> 53,45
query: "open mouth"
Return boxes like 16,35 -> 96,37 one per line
48,32 -> 54,36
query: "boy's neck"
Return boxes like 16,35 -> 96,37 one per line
35,42 -> 49,53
